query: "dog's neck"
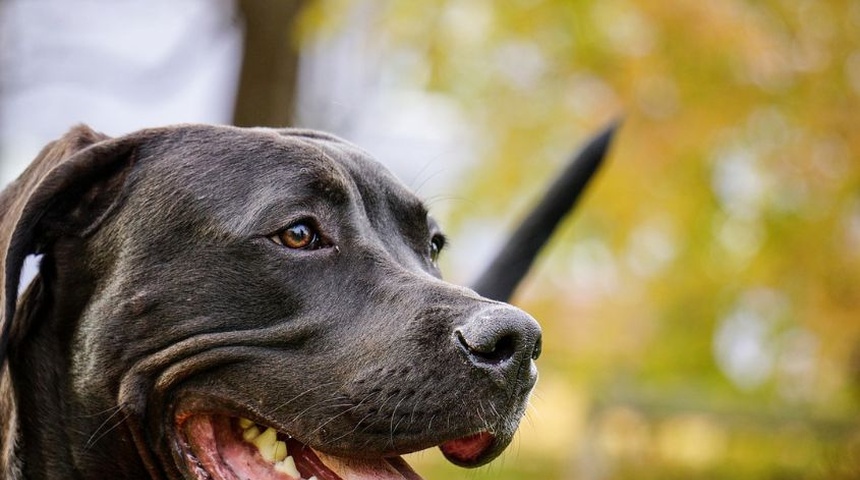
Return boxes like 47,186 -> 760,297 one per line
2,253 -> 149,479
1,362 -> 22,479
2,275 -> 74,479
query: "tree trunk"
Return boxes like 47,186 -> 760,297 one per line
233,0 -> 306,127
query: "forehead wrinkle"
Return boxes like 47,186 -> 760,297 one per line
203,142 -> 353,237
287,138 -> 352,204
391,196 -> 429,226
322,143 -> 427,218
231,174 -> 350,236
284,135 -> 434,245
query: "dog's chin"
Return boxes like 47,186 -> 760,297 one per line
174,414 -> 500,480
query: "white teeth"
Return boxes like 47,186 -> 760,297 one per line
239,419 -> 310,480
273,440 -> 288,462
252,427 -> 279,461
242,425 -> 261,442
274,455 -> 301,478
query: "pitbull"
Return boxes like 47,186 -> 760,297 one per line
0,124 -> 543,479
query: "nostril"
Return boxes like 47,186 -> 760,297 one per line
455,328 -> 518,365
531,335 -> 542,361
491,334 -> 517,363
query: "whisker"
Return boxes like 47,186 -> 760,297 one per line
76,404 -> 123,419
269,381 -> 338,415
427,413 -> 437,432
389,397 -> 407,437
85,406 -> 131,450
288,401 -> 330,425
389,396 -> 410,450
327,411 -> 375,444
305,396 -> 369,438
489,401 -> 501,421
408,399 -> 421,428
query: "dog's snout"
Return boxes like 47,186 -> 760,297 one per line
454,306 -> 542,384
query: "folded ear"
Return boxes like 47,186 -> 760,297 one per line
0,125 -> 138,362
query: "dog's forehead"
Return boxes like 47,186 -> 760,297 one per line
282,131 -> 428,212
276,130 -> 433,234
133,125 -> 429,231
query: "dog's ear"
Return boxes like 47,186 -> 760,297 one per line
0,125 -> 138,362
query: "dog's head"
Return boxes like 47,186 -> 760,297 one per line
0,125 -> 541,479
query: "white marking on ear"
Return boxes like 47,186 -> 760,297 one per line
18,254 -> 41,297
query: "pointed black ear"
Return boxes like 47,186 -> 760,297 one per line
471,120 -> 620,302
0,125 -> 138,362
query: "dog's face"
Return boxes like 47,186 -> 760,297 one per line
0,125 -> 541,479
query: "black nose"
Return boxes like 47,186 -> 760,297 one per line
454,305 -> 542,386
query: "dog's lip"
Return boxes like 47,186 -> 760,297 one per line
170,395 -> 507,478
175,413 -> 425,480
172,409 -> 502,480
438,431 -> 499,467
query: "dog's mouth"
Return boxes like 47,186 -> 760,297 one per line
177,414 -> 497,480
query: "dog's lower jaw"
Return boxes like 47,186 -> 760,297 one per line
174,414 -> 511,480
177,415 -> 424,480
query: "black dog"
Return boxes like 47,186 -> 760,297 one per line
0,125 -> 545,479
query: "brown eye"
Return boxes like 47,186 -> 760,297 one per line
275,222 -> 320,249
429,234 -> 445,265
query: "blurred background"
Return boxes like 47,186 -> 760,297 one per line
1,0 -> 859,478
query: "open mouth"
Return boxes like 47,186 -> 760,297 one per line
178,415 -> 497,480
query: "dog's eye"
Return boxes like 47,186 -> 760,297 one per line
429,233 -> 446,264
273,222 -> 321,250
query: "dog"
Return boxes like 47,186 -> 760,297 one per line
0,124 -> 545,479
